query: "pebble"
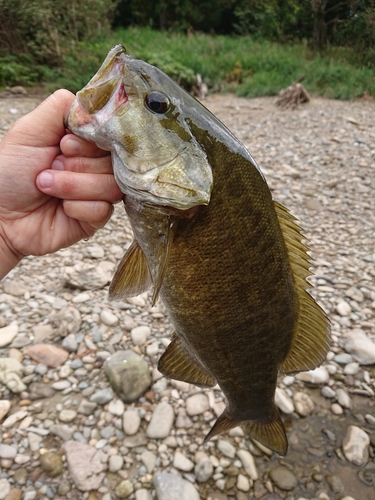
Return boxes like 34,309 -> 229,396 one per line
61,334 -> 78,352
335,388 -> 352,408
237,450 -> 258,480
342,425 -> 370,466
195,458 -> 214,482
269,466 -> 297,491
141,450 -> 157,473
154,471 -> 200,500
0,400 -> 11,421
109,454 -> 124,472
123,408 -> 141,435
115,480 -> 134,498
336,300 -> 351,316
0,444 -> 17,459
0,479 -> 11,499
237,474 -> 251,492
146,402 -> 174,439
39,452 -> 64,477
186,393 -> 209,416
100,309 -> 119,326
59,409 -> 77,422
25,344 -> 69,368
296,366 -> 329,384
217,440 -> 236,459
173,451 -> 195,471
293,392 -> 314,416
0,324 -> 18,347
344,330 -> 375,365
131,325 -> 151,345
64,441 -> 106,491
275,387 -> 294,414
89,387 -> 114,405
135,490 -> 152,500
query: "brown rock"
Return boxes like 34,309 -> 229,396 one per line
25,344 -> 69,368
5,489 -> 23,500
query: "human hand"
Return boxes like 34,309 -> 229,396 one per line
0,89 -> 122,279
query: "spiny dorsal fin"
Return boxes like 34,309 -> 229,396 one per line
158,333 -> 216,388
204,406 -> 287,456
274,201 -> 330,374
109,240 -> 152,300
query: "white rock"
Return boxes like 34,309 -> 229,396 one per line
59,409 -> 77,422
331,403 -> 343,415
237,473 -> 251,492
173,451 -> 194,471
72,292 -> 91,303
146,402 -> 174,439
321,386 -> 336,398
87,244 -> 105,259
28,432 -> 42,452
123,409 -> 141,435
64,440 -> 106,491
343,362 -> 360,375
217,439 -> 236,459
2,410 -> 28,428
109,455 -> 124,473
131,326 -> 151,346
344,330 -> 375,365
0,400 -> 11,421
186,393 -> 209,416
0,324 -> 18,347
141,450 -> 157,473
100,310 -> 119,327
275,387 -> 294,414
0,443 -> 17,459
194,458 -> 214,482
52,380 -> 71,390
336,300 -> 351,316
108,399 -> 125,416
293,392 -> 314,417
237,449 -> 258,480
0,478 -> 10,499
146,341 -> 159,357
342,425 -> 370,466
135,490 -> 152,500
336,388 -> 352,409
296,366 -> 329,384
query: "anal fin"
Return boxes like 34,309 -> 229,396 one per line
109,240 -> 152,300
158,334 -> 216,388
204,406 -> 288,456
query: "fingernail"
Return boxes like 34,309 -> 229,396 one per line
63,135 -> 81,155
51,159 -> 64,170
38,170 -> 53,188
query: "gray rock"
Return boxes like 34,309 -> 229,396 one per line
343,362 -> 360,375
104,350 -> 151,403
0,479 -> 11,499
64,441 -> 106,491
109,455 -> 124,473
89,387 -> 114,405
59,409 -> 77,423
0,400 -> 11,421
34,363 -> 48,375
135,490 -> 152,500
269,466 -> 297,491
28,432 -> 42,452
100,309 -> 119,326
0,357 -> 26,393
154,471 -> 200,500
321,386 -> 336,398
217,439 -> 236,459
49,424 -> 74,441
131,326 -> 151,346
344,330 -> 375,365
333,353 -> 353,364
0,443 -> 17,459
336,388 -> 352,408
50,306 -> 82,337
342,425 -> 370,466
146,402 -> 174,439
64,263 -> 110,291
195,458 -> 214,482
77,400 -> 97,416
141,450 -> 157,473
173,451 -> 194,471
336,300 -> 351,316
62,334 -> 78,353
123,408 -> 141,435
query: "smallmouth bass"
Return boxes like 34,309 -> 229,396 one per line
67,45 -> 330,455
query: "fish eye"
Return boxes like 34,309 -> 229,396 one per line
145,91 -> 170,114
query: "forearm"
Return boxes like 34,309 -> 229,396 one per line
0,230 -> 23,280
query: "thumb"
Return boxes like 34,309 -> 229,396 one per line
7,89 -> 75,148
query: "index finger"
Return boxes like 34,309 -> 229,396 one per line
61,134 -> 110,158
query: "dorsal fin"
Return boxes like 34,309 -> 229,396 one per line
274,201 -> 330,374
158,333 -> 216,388
109,240 -> 152,300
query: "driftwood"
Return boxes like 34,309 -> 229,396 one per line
276,79 -> 310,109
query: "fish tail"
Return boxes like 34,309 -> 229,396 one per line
204,406 -> 287,456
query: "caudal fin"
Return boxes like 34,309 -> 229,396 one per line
204,407 -> 288,456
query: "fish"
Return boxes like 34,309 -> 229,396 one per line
66,44 -> 330,455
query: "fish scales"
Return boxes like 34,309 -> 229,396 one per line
66,44 -> 330,455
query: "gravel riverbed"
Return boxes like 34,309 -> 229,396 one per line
0,92 -> 374,500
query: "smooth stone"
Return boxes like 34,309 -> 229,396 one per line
64,263 -> 110,290
4,488 -> 22,500
64,441 -> 106,491
336,301 -> 351,316
29,382 -> 55,400
135,490 -> 152,500
345,287 -> 364,302
27,432 -> 42,452
237,474 -> 251,492
86,244 -> 105,259
333,353 -> 353,364
25,344 -> 69,368
342,425 -> 370,466
293,392 -> 314,417
195,458 -> 214,482
49,424 -> 74,441
154,471 -> 200,500
57,481 -> 71,496
0,444 -> 17,459
0,400 -> 11,421
186,393 -> 209,416
0,324 -> 18,347
2,410 -> 28,428
105,350 -> 151,403
343,362 -> 360,375
141,450 -> 157,473
0,479 -> 11,499
32,324 -> 54,343
109,455 -> 124,473
40,451 -> 64,477
2,281 -> 28,296
108,399 -> 125,416
269,466 -> 297,491
59,409 -> 77,423
77,400 -> 97,416
146,402 -> 174,439
89,388 -> 114,405
131,326 -> 151,346
100,310 -> 119,327
325,474 -> 344,495
321,385 -> 336,398
296,366 -> 329,384
275,387 -> 294,414
336,388 -> 352,408
173,451 -> 194,471
217,440 -> 236,459
0,358 -> 26,393
331,403 -> 344,415
123,409 -> 141,435
115,480 -> 134,498
344,330 -> 375,365
52,380 -> 71,391
236,450 -> 258,480
62,334 -> 78,353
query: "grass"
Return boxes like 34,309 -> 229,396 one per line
4,26 -> 375,99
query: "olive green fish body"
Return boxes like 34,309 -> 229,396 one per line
66,45 -> 330,455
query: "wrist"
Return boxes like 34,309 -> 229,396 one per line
0,227 -> 23,280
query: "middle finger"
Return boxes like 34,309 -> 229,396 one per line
52,154 -> 113,175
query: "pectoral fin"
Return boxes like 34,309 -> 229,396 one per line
158,333 -> 216,388
151,216 -> 176,306
109,240 -> 152,300
204,406 -> 288,456
274,201 -> 330,374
